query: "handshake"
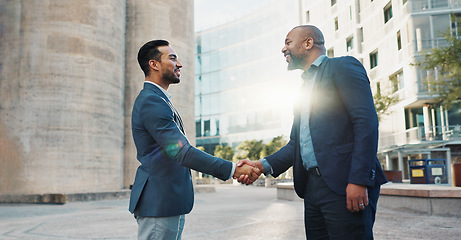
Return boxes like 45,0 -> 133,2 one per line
232,159 -> 264,185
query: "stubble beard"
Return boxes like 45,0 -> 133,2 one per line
163,70 -> 180,84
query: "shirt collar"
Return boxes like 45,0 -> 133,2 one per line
145,81 -> 172,99
312,55 -> 326,67
301,55 -> 326,80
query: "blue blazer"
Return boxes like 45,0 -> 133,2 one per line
266,56 -> 387,197
129,82 -> 233,217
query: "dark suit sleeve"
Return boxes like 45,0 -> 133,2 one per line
333,57 -> 379,186
140,95 -> 233,181
265,121 -> 296,177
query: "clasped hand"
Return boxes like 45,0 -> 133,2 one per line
232,159 -> 263,185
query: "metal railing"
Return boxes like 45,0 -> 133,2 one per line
379,125 -> 461,150
410,0 -> 461,11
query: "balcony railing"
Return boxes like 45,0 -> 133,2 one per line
410,0 -> 461,11
378,125 -> 461,150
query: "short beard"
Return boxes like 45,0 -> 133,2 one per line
287,53 -> 305,71
163,71 -> 180,84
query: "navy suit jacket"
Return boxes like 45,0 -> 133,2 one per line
129,82 -> 233,217
266,56 -> 387,198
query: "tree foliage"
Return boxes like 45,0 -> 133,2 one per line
416,17 -> 461,110
213,145 -> 235,160
234,139 -> 264,160
373,93 -> 399,120
231,136 -> 287,161
260,135 -> 287,158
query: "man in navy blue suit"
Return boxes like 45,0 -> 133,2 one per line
240,25 -> 387,239
129,40 -> 260,240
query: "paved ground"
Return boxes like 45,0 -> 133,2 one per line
0,185 -> 460,239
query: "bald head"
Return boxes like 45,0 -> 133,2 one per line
292,25 -> 325,47
282,25 -> 326,71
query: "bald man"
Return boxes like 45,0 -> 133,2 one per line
241,25 -> 387,239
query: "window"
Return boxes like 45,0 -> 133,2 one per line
397,30 -> 402,50
196,120 -> 202,137
306,10 -> 310,23
390,70 -> 404,93
451,13 -> 461,37
405,108 -> 424,129
327,48 -> 335,58
346,37 -> 354,52
359,27 -> 364,44
331,0 -> 337,6
370,51 -> 378,69
334,17 -> 339,31
384,2 -> 393,23
349,6 -> 353,20
204,120 -> 210,136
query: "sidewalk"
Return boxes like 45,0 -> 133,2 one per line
0,185 -> 460,239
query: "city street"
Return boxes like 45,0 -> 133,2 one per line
0,185 -> 460,239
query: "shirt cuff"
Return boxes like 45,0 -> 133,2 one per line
229,162 -> 236,180
259,158 -> 274,176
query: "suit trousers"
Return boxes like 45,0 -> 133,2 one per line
136,214 -> 185,240
303,168 -> 380,240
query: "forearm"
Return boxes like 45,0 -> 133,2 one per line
264,139 -> 295,177
179,144 -> 233,181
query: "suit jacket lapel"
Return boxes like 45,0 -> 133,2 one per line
144,83 -> 186,134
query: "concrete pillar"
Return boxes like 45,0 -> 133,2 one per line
431,108 -> 436,137
0,0 -> 126,194
423,105 -> 431,140
446,148 -> 452,186
398,151 -> 404,180
385,153 -> 392,170
440,105 -> 447,140
124,0 -> 196,188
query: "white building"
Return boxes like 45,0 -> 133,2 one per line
300,0 -> 461,182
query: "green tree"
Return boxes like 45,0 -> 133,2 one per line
416,16 -> 461,110
234,139 -> 264,161
213,145 -> 235,160
260,135 -> 287,158
373,93 -> 398,120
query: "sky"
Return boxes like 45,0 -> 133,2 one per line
194,0 -> 267,31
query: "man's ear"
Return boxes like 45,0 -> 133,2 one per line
305,38 -> 314,50
149,60 -> 160,71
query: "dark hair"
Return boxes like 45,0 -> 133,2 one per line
137,40 -> 169,77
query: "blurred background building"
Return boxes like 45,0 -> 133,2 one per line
194,0 -> 301,154
0,0 -> 195,195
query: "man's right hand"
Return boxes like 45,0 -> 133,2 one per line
235,159 -> 265,185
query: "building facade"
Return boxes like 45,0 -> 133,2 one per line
0,0 -> 195,195
299,0 -> 461,181
195,0 -> 301,154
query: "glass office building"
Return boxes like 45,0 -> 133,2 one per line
195,0 -> 301,153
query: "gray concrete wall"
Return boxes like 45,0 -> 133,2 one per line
378,195 -> 461,217
123,0 -> 196,188
0,0 -> 127,194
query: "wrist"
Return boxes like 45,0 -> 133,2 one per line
255,160 -> 265,172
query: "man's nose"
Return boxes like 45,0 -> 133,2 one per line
281,46 -> 287,54
177,60 -> 183,68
